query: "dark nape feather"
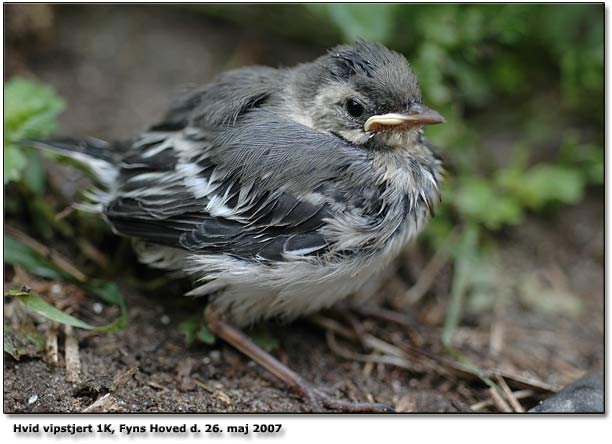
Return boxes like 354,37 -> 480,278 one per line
148,87 -> 205,132
190,66 -> 281,128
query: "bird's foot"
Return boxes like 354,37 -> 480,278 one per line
310,388 -> 393,413
288,377 -> 392,412
204,305 -> 393,413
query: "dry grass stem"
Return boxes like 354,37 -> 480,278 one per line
194,377 -> 215,394
112,366 -> 138,392
45,323 -> 59,365
194,376 -> 233,405
64,325 -> 81,383
147,381 -> 166,391
54,205 -> 75,221
77,238 -> 109,268
6,225 -> 87,282
402,246 -> 451,305
353,305 -> 424,345
82,393 -> 119,412
312,315 -> 411,361
489,301 -> 505,357
488,387 -> 512,412
313,314 -> 557,400
325,331 -> 416,371
470,389 -> 534,411
496,374 -> 525,412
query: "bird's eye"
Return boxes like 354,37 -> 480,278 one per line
345,99 -> 364,118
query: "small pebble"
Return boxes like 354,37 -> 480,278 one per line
391,380 -> 402,393
51,284 -> 62,295
160,315 -> 171,325
92,303 -> 104,314
209,351 -> 221,361
202,357 -> 211,365
27,395 -> 38,404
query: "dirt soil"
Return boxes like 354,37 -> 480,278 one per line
4,5 -> 604,413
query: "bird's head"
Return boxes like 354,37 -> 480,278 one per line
291,41 -> 444,149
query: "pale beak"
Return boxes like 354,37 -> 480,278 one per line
364,104 -> 445,133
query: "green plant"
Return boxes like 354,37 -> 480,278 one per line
4,78 -> 128,360
311,4 -> 603,347
4,77 -> 65,192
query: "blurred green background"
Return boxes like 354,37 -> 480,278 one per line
4,4 -> 604,341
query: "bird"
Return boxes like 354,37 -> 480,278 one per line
28,40 -> 445,412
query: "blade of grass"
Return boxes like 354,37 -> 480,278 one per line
7,290 -> 126,333
5,226 -> 86,282
441,225 -> 502,393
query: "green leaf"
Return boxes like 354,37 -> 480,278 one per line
4,145 -> 27,184
196,323 -> 215,345
518,276 -> 583,318
7,290 -> 125,333
499,164 -> 585,209
4,326 -> 20,360
4,235 -> 128,331
4,77 -> 64,189
21,149 -> 46,195
451,177 -> 523,229
86,279 -> 123,307
179,315 -> 216,346
4,322 -> 46,360
4,77 -> 65,141
85,280 -> 128,330
179,318 -> 198,346
3,234 -> 64,279
249,327 -> 279,352
309,4 -> 397,43
525,165 -> 585,205
560,139 -> 604,185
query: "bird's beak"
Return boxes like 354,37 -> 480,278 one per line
364,104 -> 445,133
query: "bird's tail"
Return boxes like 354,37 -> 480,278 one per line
24,137 -> 119,189
24,137 -> 119,212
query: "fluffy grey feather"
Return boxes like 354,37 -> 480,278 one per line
29,41 -> 444,326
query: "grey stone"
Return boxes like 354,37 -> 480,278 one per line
529,373 -> 604,413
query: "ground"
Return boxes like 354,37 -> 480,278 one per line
4,5 -> 604,413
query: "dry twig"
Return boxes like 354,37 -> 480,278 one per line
82,393 -> 119,413
194,377 -> 232,405
45,323 -> 59,366
325,331 -> 416,371
496,374 -> 525,412
312,315 -> 556,396
54,205 -> 75,221
5,225 -> 87,282
64,325 -> 81,383
470,389 -> 534,412
352,305 -> 424,346
77,239 -> 109,268
112,366 -> 138,392
400,246 -> 452,305
488,387 -> 513,412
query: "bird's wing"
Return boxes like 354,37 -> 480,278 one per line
104,106 -> 375,263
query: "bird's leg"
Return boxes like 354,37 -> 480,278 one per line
204,305 -> 393,413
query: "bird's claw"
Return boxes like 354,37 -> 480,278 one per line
295,384 -> 394,413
